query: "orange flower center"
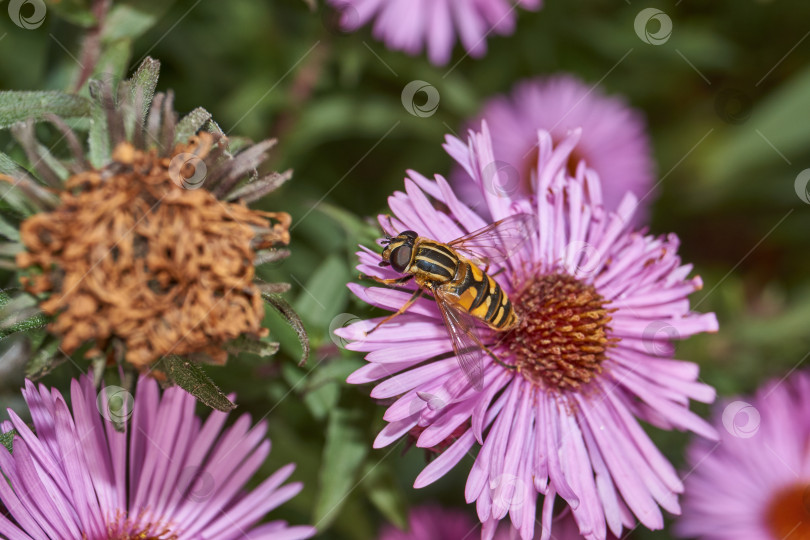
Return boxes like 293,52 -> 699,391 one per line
765,483 -> 810,540
504,273 -> 614,390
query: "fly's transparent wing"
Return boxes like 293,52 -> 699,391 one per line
448,213 -> 535,267
434,288 -> 485,391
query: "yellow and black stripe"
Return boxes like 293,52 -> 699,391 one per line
444,260 -> 516,331
411,241 -> 457,282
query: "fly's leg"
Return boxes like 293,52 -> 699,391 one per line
367,274 -> 414,286
482,343 -> 516,370
368,286 -> 423,334
467,329 -> 516,371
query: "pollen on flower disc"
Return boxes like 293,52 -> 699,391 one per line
504,273 -> 614,391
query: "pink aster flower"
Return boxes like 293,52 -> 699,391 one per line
495,512 -> 619,540
0,376 -> 316,540
453,75 -> 654,221
327,0 -> 541,65
379,505 -> 478,540
337,122 -> 718,539
676,371 -> 810,540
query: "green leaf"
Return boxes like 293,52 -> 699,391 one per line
225,335 -> 280,359
25,338 -> 63,379
362,461 -> 409,530
0,92 -> 92,129
314,408 -> 369,529
292,255 -> 350,330
45,0 -> 97,27
91,39 -> 132,91
175,107 -> 213,144
0,214 -> 20,241
87,101 -> 110,169
0,429 -> 18,454
705,66 -> 810,189
101,2 -> 178,42
163,356 -> 237,411
318,202 -> 382,251
262,293 -> 310,366
128,57 -> 161,127
298,358 -> 362,420
0,292 -> 48,339
226,170 -> 293,203
0,310 -> 48,339
0,152 -> 39,217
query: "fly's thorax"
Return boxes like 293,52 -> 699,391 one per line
409,240 -> 459,283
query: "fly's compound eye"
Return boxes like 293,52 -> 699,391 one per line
400,230 -> 418,240
390,245 -> 412,273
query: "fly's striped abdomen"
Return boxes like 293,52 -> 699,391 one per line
410,241 -> 458,283
444,260 -> 517,331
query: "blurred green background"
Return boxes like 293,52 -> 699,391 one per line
1,0 -> 809,538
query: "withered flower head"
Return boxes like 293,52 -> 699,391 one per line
0,58 -> 306,390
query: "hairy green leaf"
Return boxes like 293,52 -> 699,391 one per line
88,100 -> 110,169
0,92 -> 92,129
226,335 -> 280,358
163,356 -> 236,411
25,338 -> 63,379
263,293 -> 310,366
129,57 -> 161,127
175,107 -> 213,144
226,170 -> 293,203
0,292 -> 48,339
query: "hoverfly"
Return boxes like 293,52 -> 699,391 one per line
368,214 -> 535,390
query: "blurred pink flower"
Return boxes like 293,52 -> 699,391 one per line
676,371 -> 810,540
0,376 -> 315,540
380,505 -> 477,539
337,123 -> 718,539
494,511 -> 619,540
379,505 -> 615,539
454,75 -> 655,221
327,0 -> 541,65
